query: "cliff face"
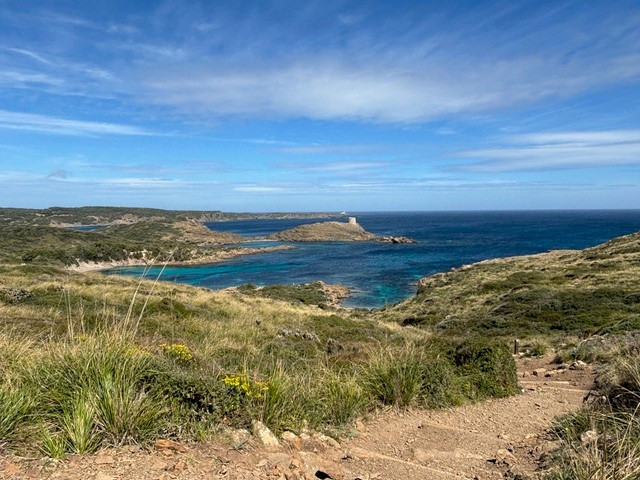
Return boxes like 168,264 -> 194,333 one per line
268,220 -> 378,242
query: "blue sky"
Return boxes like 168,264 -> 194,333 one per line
1,0 -> 639,211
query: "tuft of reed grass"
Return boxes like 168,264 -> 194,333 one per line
545,340 -> 640,480
362,346 -> 427,407
61,393 -> 99,454
39,426 -> 66,459
546,409 -> 640,480
0,384 -> 34,443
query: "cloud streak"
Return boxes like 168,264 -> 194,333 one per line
457,130 -> 640,172
0,110 -> 154,136
131,3 -> 640,122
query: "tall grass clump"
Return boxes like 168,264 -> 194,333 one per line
0,384 -> 34,444
259,366 -> 309,434
363,346 -> 426,407
22,337 -> 165,451
361,344 -> 468,408
546,409 -> 640,480
317,371 -> 368,427
453,339 -> 519,399
545,347 -> 640,480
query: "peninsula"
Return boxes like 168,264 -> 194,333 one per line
269,216 -> 415,243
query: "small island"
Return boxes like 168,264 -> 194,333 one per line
269,217 -> 415,243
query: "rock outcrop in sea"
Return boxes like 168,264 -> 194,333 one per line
269,217 -> 415,243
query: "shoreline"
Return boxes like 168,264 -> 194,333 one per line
68,245 -> 295,273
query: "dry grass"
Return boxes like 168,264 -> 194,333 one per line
0,263 -> 517,455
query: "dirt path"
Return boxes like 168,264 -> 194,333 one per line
339,356 -> 593,479
0,356 -> 594,480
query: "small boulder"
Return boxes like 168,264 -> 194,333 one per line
252,420 -> 280,447
412,447 -> 430,463
570,360 -> 588,370
298,451 -> 343,479
281,431 -> 302,448
490,448 -> 516,466
313,432 -> 340,449
155,438 -> 188,453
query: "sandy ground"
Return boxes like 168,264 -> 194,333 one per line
0,355 -> 593,480
67,245 -> 294,273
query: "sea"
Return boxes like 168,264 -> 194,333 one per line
106,210 -> 640,308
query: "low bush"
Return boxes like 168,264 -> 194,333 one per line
527,340 -> 548,357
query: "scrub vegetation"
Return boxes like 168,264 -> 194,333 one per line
0,264 -> 517,455
0,207 -> 638,476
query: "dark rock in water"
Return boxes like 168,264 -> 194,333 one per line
379,236 -> 415,244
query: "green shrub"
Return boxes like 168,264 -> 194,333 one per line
454,339 -> 518,399
152,367 -> 250,430
528,341 -> 548,357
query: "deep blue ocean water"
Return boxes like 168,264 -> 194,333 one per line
107,211 -> 640,308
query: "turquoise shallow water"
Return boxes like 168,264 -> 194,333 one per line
106,210 -> 640,308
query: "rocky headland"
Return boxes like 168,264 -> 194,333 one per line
269,217 -> 415,243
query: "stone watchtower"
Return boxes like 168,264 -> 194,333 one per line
348,217 -> 358,225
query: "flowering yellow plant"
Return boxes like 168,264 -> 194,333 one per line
124,345 -> 151,358
159,343 -> 194,362
223,374 -> 268,399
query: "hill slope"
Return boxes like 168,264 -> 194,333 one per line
374,231 -> 640,337
269,220 -> 378,242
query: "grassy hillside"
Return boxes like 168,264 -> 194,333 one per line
375,231 -> 640,338
0,223 -> 248,267
0,206 -> 342,227
0,264 -> 517,455
1,216 -> 638,469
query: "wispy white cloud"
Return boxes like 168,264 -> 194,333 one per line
275,144 -> 387,155
509,130 -> 640,145
0,110 -> 154,136
233,185 -> 290,193
457,130 -> 640,172
131,3 -> 640,123
278,160 -> 391,173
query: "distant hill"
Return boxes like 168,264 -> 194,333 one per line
0,206 -> 343,227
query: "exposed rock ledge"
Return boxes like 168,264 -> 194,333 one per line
379,236 -> 416,244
